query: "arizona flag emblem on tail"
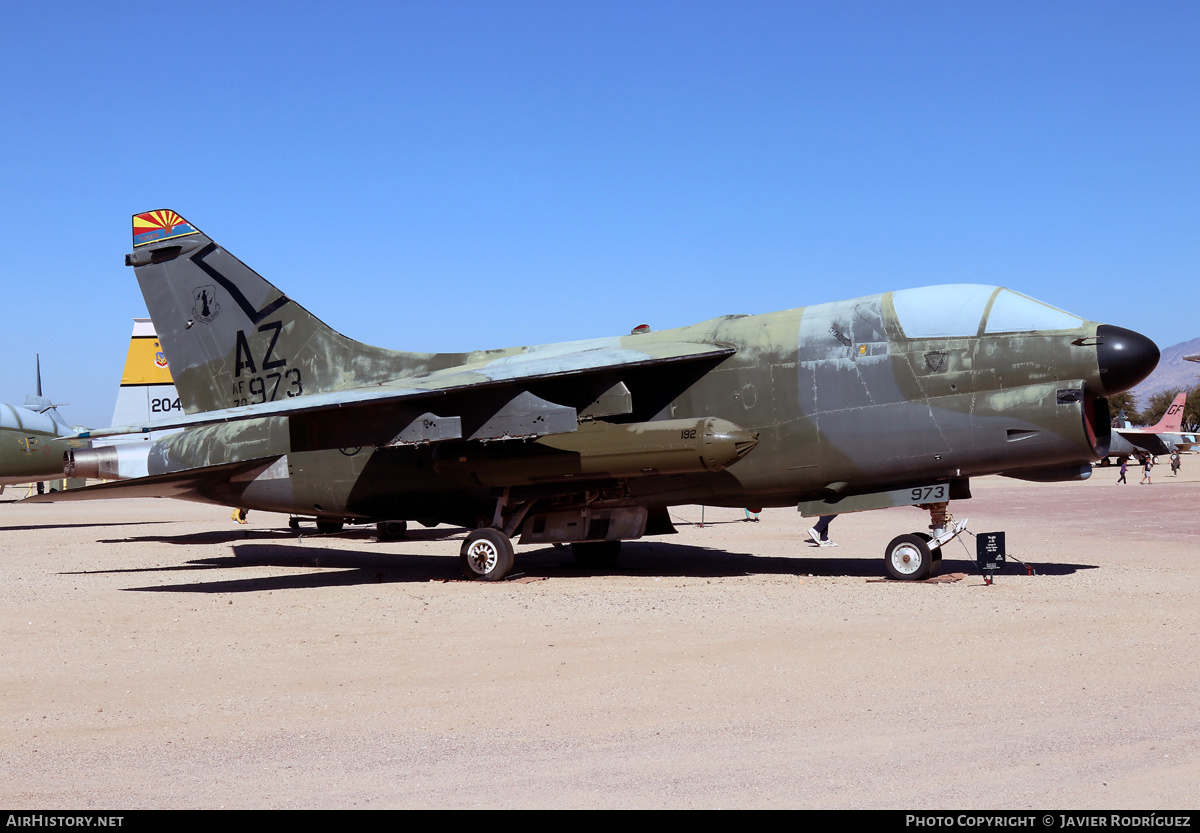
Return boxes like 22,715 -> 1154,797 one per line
132,210 -> 198,247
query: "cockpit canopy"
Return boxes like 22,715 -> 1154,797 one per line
891,285 -> 1085,339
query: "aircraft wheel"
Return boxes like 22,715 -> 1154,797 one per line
913,532 -> 942,577
316,519 -> 344,534
460,528 -> 515,581
376,520 -> 408,541
884,534 -> 933,581
571,540 -> 621,568
288,518 -> 301,530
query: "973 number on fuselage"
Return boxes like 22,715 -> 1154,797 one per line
909,484 -> 949,504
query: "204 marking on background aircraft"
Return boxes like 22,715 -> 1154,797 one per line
36,209 -> 1160,581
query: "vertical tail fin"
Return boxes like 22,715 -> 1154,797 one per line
1149,392 -> 1187,433
21,355 -> 70,433
107,318 -> 183,443
125,210 -> 446,414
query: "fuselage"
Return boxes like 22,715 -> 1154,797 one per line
134,285 -> 1146,524
0,405 -> 87,487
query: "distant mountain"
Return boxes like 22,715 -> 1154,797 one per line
1132,336 -> 1200,409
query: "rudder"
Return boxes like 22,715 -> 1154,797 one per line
1149,392 -> 1187,433
108,318 -> 183,443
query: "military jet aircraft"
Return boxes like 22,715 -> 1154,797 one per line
0,358 -> 88,492
38,209 -> 1159,581
1,324 -> 182,492
1102,391 -> 1192,463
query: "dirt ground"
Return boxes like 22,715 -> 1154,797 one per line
1,463 -> 1197,809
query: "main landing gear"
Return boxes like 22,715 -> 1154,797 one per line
460,528 -> 516,581
456,490 -> 630,580
883,502 -> 968,581
460,489 -> 535,581
458,527 -> 625,580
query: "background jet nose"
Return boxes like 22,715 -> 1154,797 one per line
1096,324 -> 1160,396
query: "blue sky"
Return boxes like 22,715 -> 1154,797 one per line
1,1 -> 1197,427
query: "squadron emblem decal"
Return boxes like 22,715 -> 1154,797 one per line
190,243 -> 292,325
133,210 -> 200,247
192,285 -> 221,324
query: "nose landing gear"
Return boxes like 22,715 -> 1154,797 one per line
883,501 -> 968,581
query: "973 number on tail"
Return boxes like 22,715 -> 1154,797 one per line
229,321 -> 304,406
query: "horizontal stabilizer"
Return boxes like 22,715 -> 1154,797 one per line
22,457 -> 279,504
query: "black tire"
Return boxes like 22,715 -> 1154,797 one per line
316,519 -> 344,534
288,518 -> 301,530
914,532 -> 943,577
460,528 -> 515,581
570,540 -> 621,568
376,520 -> 408,541
884,533 -> 933,581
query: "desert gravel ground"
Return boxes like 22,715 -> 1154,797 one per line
1,465 -> 1197,809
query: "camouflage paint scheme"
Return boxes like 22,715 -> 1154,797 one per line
40,210 -> 1159,580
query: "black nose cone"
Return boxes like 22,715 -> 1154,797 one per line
1097,324 -> 1160,396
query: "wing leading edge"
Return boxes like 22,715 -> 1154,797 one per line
79,340 -> 737,444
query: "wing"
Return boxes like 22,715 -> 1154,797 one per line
79,340 -> 736,449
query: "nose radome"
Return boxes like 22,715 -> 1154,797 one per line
1096,325 -> 1160,396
